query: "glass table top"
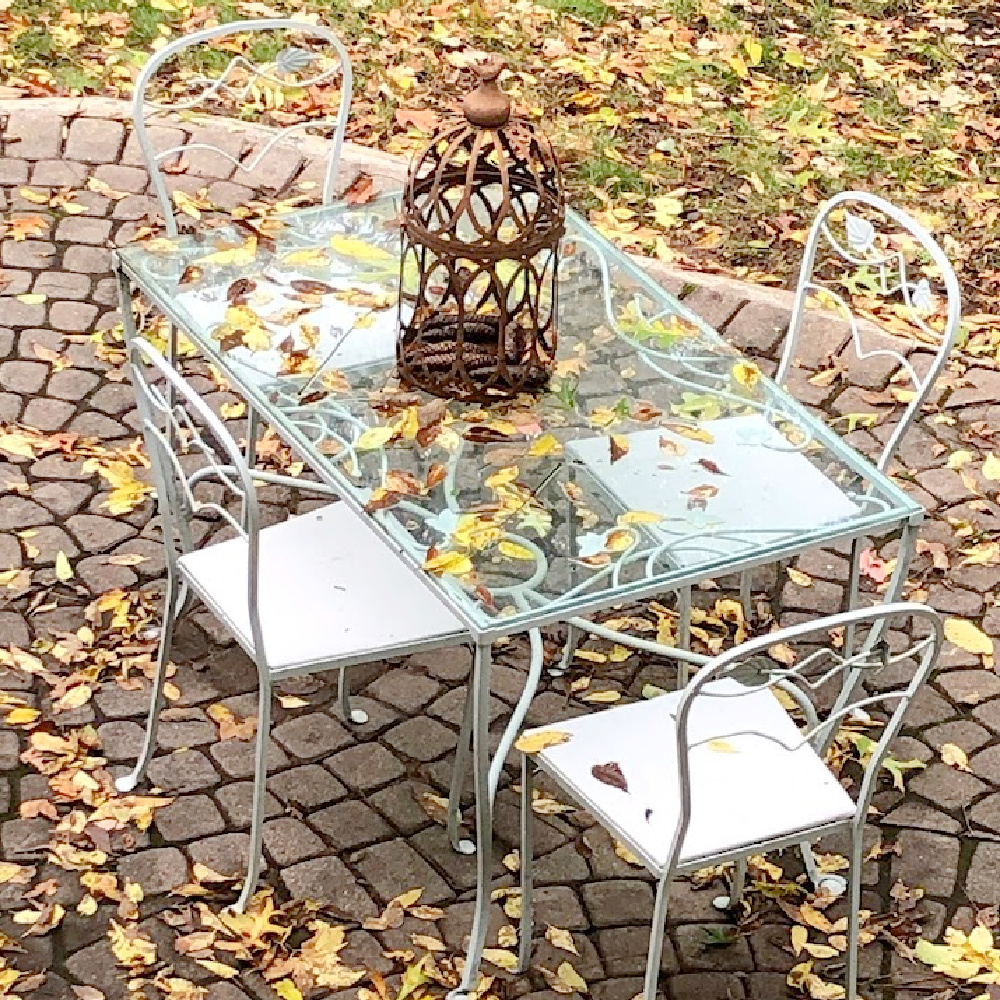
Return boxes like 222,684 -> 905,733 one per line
117,195 -> 922,637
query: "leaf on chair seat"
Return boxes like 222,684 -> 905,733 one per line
591,761 -> 628,792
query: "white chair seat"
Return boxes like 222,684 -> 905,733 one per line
178,503 -> 466,672
567,414 -> 861,567
527,679 -> 855,872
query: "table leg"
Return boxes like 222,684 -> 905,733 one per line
452,638 -> 494,998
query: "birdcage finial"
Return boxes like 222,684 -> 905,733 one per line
463,58 -> 510,128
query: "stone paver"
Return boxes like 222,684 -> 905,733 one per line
0,95 -> 993,1000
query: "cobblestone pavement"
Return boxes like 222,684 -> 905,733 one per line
3,101 -> 1000,1000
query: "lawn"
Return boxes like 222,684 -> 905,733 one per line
2,0 -> 998,351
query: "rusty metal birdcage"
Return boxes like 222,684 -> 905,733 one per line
396,59 -> 565,402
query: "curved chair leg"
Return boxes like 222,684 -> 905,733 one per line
235,680 -> 271,913
115,575 -> 181,793
338,667 -> 369,725
677,587 -> 692,688
644,874 -> 672,1000
845,823 -> 864,1000
448,681 -> 476,855
801,841 -> 847,898
517,754 -> 535,974
713,856 -> 747,912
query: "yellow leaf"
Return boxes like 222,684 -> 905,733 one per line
546,925 -> 579,955
278,695 -> 309,709
787,567 -> 813,587
732,360 -> 762,389
983,453 -> 1000,482
944,618 -> 994,656
582,689 -> 621,704
556,961 -> 588,993
273,981 -> 302,1000
55,685 -> 92,711
54,551 -> 73,582
108,921 -> 157,967
77,895 -> 98,916
195,961 -> 239,979
423,550 -> 473,577
661,421 -> 715,444
19,187 -> 50,204
941,743 -> 971,771
947,450 -> 974,469
412,933 -> 447,951
355,425 -> 396,451
16,293 -> 46,305
282,248 -> 331,268
613,840 -> 643,866
791,925 -> 808,957
497,924 -> 518,948
608,644 -> 632,662
5,707 -> 40,726
498,540 -> 535,561
969,924 -> 994,954
329,235 -> 396,268
0,863 -> 30,884
528,433 -> 563,457
196,238 -> 257,266
514,730 -> 571,754
803,943 -> 839,960
708,739 -> 738,753
745,38 -> 763,66
482,948 -> 518,971
392,887 -> 424,909
219,401 -> 246,420
618,510 -> 662,524
485,466 -> 519,488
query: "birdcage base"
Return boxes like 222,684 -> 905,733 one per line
397,314 -> 552,402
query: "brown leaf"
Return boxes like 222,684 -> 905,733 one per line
591,761 -> 628,792
697,458 -> 726,475
226,278 -> 256,302
343,173 -> 376,205
394,107 -> 440,132
610,435 -> 629,464
290,279 -> 337,295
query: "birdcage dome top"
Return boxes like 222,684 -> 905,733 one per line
402,60 -> 564,260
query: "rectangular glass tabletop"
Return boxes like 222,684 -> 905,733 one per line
116,195 -> 922,638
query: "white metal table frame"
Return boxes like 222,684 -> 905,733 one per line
112,195 -> 926,996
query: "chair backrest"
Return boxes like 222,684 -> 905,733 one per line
133,19 -> 353,237
127,337 -> 268,665
662,602 -> 943,883
775,192 -> 961,473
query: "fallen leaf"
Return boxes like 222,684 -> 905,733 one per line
545,925 -> 579,955
941,743 -> 971,772
54,551 -> 73,582
514,730 -> 571,754
591,761 -> 628,792
944,618 -> 994,656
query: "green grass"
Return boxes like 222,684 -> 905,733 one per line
539,0 -> 614,26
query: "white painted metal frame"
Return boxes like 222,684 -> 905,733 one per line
518,603 -> 944,1000
119,333 -> 473,911
564,191 -> 959,675
133,19 -> 353,237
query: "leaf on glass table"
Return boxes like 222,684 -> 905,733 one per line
178,264 -> 203,286
290,279 -> 337,296
685,484 -> 718,510
732,360 -> 762,389
697,458 -> 726,475
329,235 -> 396,268
196,238 -> 258,267
514,730 -> 571,754
707,739 -> 738,754
591,761 -> 628,792
498,540 -> 534,561
423,549 -> 473,577
609,435 -> 629,464
282,248 -> 331,268
619,510 -> 662,525
659,435 -> 686,458
343,172 -> 376,205
661,421 -> 715,445
227,277 -> 257,302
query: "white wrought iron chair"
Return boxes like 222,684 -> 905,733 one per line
563,191 -> 961,675
133,19 -> 353,238
120,337 -> 470,911
517,603 -> 943,1000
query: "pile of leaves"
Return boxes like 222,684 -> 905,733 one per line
1,0 -> 998,347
